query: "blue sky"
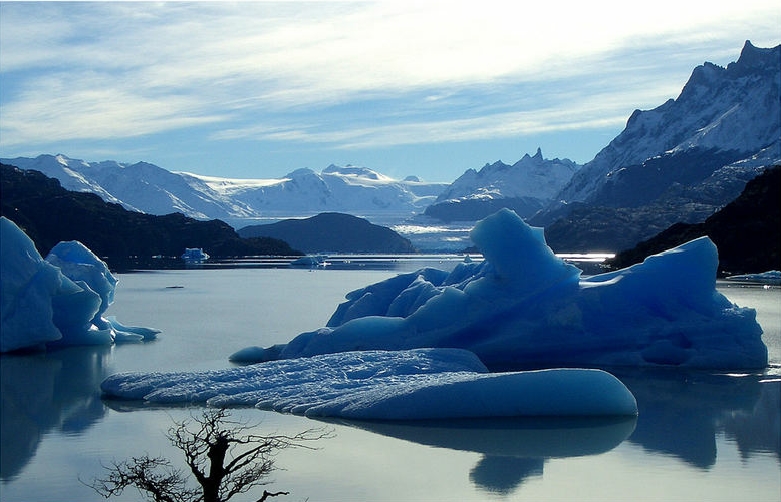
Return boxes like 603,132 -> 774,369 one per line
1,1 -> 779,182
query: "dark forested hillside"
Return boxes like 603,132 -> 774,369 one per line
605,165 -> 780,275
238,212 -> 417,253
1,164 -> 302,269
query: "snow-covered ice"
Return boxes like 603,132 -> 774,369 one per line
0,217 -> 159,352
101,348 -> 638,419
233,209 -> 767,370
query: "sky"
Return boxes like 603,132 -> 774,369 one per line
1,2 -> 779,182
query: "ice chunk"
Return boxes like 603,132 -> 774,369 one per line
46,240 -> 117,327
0,217 -> 159,352
725,270 -> 781,285
101,348 -> 638,419
234,209 -> 767,370
1,217 -> 73,351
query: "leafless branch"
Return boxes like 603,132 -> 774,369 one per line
88,408 -> 332,502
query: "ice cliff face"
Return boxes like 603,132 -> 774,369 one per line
555,41 -> 781,207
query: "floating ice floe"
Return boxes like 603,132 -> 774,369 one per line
0,217 -> 159,352
725,270 -> 781,285
232,209 -> 767,370
101,348 -> 638,419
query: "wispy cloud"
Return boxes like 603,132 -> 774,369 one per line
1,1 -> 779,175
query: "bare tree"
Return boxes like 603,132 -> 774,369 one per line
88,408 -> 330,502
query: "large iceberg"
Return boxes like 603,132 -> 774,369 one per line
102,348 -> 638,419
0,217 -> 159,352
232,209 -> 767,370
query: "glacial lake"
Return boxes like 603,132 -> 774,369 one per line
1,259 -> 779,501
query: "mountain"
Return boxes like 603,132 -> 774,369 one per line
533,40 -> 781,251
0,164 -> 302,270
4,41 -> 777,254
0,154 -> 448,226
186,164 -> 447,223
238,212 -> 418,254
423,148 -> 580,222
604,165 -> 780,275
0,154 -> 258,219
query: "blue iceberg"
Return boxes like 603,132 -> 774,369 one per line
233,209 -> 767,370
0,217 -> 159,352
99,209 -> 766,421
101,348 -> 638,419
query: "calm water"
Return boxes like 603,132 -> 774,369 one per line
1,263 -> 779,501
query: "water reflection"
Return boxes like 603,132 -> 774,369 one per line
720,378 -> 780,460
2,345 -> 779,493
0,346 -> 112,481
616,369 -> 780,467
323,415 -> 637,494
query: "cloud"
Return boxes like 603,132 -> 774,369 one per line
213,107 -> 629,150
0,72 -> 227,146
1,1 -> 779,153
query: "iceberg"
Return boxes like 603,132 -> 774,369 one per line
233,209 -> 767,370
181,247 -> 209,264
0,217 -> 159,352
101,348 -> 638,419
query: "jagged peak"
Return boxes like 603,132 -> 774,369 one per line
728,40 -> 780,73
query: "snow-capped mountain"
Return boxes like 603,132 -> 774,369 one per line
0,154 -> 448,225
533,40 -> 781,251
0,154 -> 260,219
548,40 -> 780,213
424,148 -> 580,221
183,164 -> 446,216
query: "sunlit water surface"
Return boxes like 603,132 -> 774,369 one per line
1,261 -> 779,501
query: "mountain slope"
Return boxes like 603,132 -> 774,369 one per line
553,41 -> 780,207
604,165 -> 780,275
0,164 -> 302,269
424,148 -> 580,222
533,40 -> 780,251
0,155 -> 447,225
238,212 -> 417,254
194,164 -> 446,217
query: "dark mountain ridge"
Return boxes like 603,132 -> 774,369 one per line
0,164 -> 302,270
238,212 -> 418,254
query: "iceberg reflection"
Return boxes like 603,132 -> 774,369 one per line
618,369 -> 779,468
323,415 -> 636,494
0,346 -> 112,481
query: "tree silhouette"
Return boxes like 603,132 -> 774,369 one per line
88,408 -> 330,502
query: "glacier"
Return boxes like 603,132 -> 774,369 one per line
233,208 -> 767,370
0,217 -> 159,352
